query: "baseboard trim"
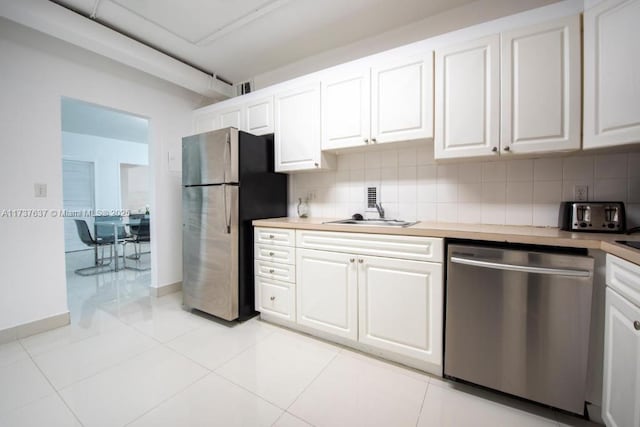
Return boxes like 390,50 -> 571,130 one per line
151,281 -> 182,297
0,311 -> 70,345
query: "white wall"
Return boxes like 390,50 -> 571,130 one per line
0,19 -> 204,331
62,132 -> 148,210
290,145 -> 640,228
253,0 -> 560,88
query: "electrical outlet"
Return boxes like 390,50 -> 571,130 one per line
307,191 -> 316,201
365,186 -> 380,212
574,185 -> 588,201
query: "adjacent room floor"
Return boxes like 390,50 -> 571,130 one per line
0,251 -> 596,426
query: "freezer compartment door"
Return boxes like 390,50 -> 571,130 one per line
183,185 -> 239,320
182,128 -> 239,185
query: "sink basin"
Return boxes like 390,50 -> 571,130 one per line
323,218 -> 419,227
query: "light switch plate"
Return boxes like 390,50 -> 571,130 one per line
574,185 -> 588,201
34,183 -> 47,198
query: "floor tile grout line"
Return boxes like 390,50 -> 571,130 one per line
271,410 -> 316,427
51,339 -> 162,393
122,369 -> 211,427
284,349 -> 341,415
16,339 -> 85,427
415,380 -> 430,427
209,370 -> 292,411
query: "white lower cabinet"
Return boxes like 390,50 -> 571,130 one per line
296,248 -> 358,340
256,228 -> 444,372
603,255 -> 640,427
358,255 -> 442,364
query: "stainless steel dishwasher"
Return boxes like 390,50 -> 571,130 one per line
445,243 -> 595,415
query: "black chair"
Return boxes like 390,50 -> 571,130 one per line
73,219 -> 116,276
123,217 -> 150,271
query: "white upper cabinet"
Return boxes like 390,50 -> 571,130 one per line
218,104 -> 244,130
371,54 -> 434,144
275,82 -> 334,172
321,67 -> 371,150
434,35 -> 500,159
501,15 -> 581,154
584,0 -> 640,149
245,96 -> 274,136
321,54 -> 433,151
193,111 -> 219,134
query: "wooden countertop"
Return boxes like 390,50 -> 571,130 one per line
252,217 -> 640,265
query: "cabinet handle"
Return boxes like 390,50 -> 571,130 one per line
350,258 -> 355,263
364,138 -> 369,144
503,146 -> 510,151
269,269 -> 274,273
371,138 -> 377,143
314,162 -> 319,167
268,234 -> 274,239
270,296 -> 276,301
491,147 -> 498,152
358,259 -> 364,263
269,252 -> 274,256
635,320 -> 640,331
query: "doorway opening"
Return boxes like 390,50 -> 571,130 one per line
60,97 -> 152,317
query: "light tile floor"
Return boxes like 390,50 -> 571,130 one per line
0,250 -> 599,426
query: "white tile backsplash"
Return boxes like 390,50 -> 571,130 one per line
288,144 -> 640,227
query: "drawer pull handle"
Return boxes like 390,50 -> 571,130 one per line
350,258 -> 355,263
269,269 -> 274,273
635,320 -> 640,331
269,234 -> 274,239
358,259 -> 364,264
270,296 -> 276,301
269,252 -> 274,256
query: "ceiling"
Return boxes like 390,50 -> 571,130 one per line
51,0 -> 477,85
61,97 -> 149,143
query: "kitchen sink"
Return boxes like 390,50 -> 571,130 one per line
323,218 -> 419,227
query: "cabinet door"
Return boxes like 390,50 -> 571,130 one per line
602,287 -> 640,427
193,111 -> 220,133
296,248 -> 358,340
501,15 -> 581,154
358,256 -> 443,364
584,0 -> 640,149
274,82 -> 323,172
371,54 -> 433,144
218,104 -> 244,130
255,276 -> 295,322
434,35 -> 500,159
245,96 -> 274,135
321,68 -> 371,150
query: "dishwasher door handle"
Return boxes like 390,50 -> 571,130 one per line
450,255 -> 592,277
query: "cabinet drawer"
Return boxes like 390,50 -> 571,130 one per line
607,254 -> 640,307
296,230 -> 443,262
256,276 -> 294,321
255,244 -> 295,265
255,259 -> 296,283
255,227 -> 295,246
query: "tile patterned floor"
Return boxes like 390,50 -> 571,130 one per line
0,250 -> 598,426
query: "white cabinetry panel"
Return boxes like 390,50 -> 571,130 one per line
371,55 -> 433,144
435,35 -> 500,159
603,287 -> 640,427
584,0 -> 640,149
358,256 -> 443,363
322,68 -> 371,150
501,15 -> 581,154
296,248 -> 358,340
245,96 -> 274,135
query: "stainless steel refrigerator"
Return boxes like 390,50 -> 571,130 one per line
182,127 -> 287,321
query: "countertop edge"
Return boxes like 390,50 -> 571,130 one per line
252,218 -> 640,265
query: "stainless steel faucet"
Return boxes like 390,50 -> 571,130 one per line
375,203 -> 385,219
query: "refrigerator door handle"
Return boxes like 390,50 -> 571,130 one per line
223,133 -> 230,183
222,184 -> 231,234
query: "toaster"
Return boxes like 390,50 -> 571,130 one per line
559,201 -> 626,232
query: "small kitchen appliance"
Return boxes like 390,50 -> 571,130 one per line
559,201 -> 625,232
